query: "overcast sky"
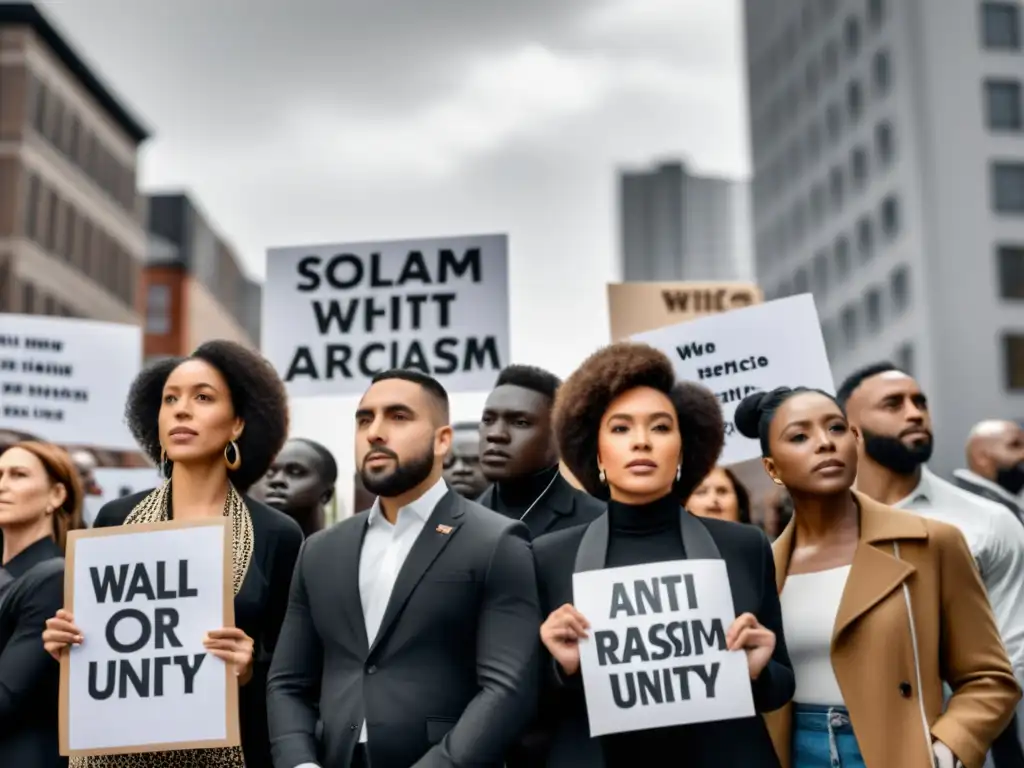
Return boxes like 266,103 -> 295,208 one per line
36,1 -> 750,500
39,0 -> 749,373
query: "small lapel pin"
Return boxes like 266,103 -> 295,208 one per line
436,524 -> 453,535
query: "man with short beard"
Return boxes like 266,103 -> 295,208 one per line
839,362 -> 1024,767
955,420 -> 1024,522
267,369 -> 540,768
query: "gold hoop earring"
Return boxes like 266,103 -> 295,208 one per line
224,440 -> 242,471
598,468 -> 607,484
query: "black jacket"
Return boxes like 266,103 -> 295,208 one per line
477,473 -> 605,539
95,488 -> 304,768
532,509 -> 794,767
0,536 -> 66,768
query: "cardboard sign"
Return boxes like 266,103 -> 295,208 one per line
607,282 -> 762,340
573,560 -> 754,736
262,234 -> 511,396
631,294 -> 834,466
60,518 -> 239,756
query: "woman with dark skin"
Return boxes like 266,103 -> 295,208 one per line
736,387 -> 1020,768
533,342 -> 793,767
41,340 -> 304,768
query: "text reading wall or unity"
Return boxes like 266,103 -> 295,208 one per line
61,520 -> 239,756
572,560 -> 754,737
262,234 -> 511,397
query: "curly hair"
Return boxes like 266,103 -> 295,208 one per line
125,340 -> 290,493
554,342 -> 724,501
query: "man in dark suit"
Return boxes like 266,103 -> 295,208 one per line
954,419 -> 1024,522
477,365 -> 604,538
266,369 -> 541,768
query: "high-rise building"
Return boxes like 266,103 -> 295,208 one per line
143,192 -> 261,363
743,0 -> 1024,474
618,160 -> 754,282
0,3 -> 149,322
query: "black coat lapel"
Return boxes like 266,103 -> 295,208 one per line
339,514 -> 371,656
367,491 -> 464,658
476,486 -> 495,509
572,507 -> 721,579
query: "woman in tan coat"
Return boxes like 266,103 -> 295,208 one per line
734,387 -> 1020,768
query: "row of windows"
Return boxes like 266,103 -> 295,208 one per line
751,0 -> 886,104
28,73 -> 137,215
0,258 -> 80,317
819,264 -> 910,354
23,172 -> 137,308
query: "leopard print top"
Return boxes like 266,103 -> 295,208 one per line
69,481 -> 254,767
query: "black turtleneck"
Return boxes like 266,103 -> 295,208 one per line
606,493 -> 685,568
493,465 -> 559,520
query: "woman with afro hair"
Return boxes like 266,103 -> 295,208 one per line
533,342 -> 794,767
42,341 -> 304,768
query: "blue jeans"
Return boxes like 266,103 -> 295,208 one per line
793,704 -> 866,768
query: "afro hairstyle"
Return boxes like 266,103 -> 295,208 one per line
125,340 -> 290,493
553,342 -> 724,501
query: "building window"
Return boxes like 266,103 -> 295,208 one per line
33,81 -> 48,134
827,102 -> 842,142
43,295 -> 56,316
810,183 -> 826,225
872,50 -> 891,95
983,3 -> 1021,50
875,121 -> 894,166
868,0 -> 886,30
830,165 -> 845,211
841,305 -> 858,348
1003,333 -> 1024,391
813,250 -> 829,296
807,120 -> 822,163
835,235 -> 851,278
890,264 -> 910,313
857,216 -> 875,260
851,146 -> 869,189
845,16 -> 862,57
895,342 -> 915,376
146,283 -> 171,334
998,245 -> 1024,299
64,206 -> 77,263
21,281 -> 36,314
881,195 -> 900,238
24,174 -> 40,239
993,162 -> 1024,213
805,60 -> 820,99
794,267 -> 810,294
865,288 -> 883,332
986,80 -> 1023,131
824,39 -> 840,81
45,189 -> 59,252
847,80 -> 864,122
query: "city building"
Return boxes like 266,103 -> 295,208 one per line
618,159 -> 754,282
0,2 -> 149,322
743,0 -> 1024,474
143,192 -> 261,363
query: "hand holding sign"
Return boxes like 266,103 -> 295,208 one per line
725,612 -> 775,680
540,603 -> 591,677
203,627 -> 255,684
43,608 -> 83,660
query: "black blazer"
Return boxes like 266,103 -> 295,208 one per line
95,488 -> 304,768
477,473 -> 605,540
532,509 -> 794,768
266,489 -> 542,768
0,536 -> 66,768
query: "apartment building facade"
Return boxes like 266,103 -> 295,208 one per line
0,3 -> 148,322
744,0 -> 1024,474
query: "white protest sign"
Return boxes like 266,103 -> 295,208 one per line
0,314 -> 141,450
573,560 -> 754,736
262,234 -> 510,397
631,294 -> 834,466
60,518 -> 239,756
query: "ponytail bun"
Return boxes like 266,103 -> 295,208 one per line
734,391 -> 770,439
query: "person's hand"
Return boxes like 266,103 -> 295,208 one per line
42,609 -> 83,661
540,604 -> 590,677
203,627 -> 255,685
726,612 -> 775,680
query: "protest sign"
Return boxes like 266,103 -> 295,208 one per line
262,234 -> 510,396
0,315 -> 141,450
59,518 -> 239,756
608,281 -> 762,340
573,560 -> 754,736
632,294 -> 834,466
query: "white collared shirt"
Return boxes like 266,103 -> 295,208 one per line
357,477 -> 449,744
953,468 -> 1024,517
894,467 -> 1024,687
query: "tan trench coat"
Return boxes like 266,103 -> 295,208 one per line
765,491 -> 1021,768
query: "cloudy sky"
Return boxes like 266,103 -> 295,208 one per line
37,0 -> 751,500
